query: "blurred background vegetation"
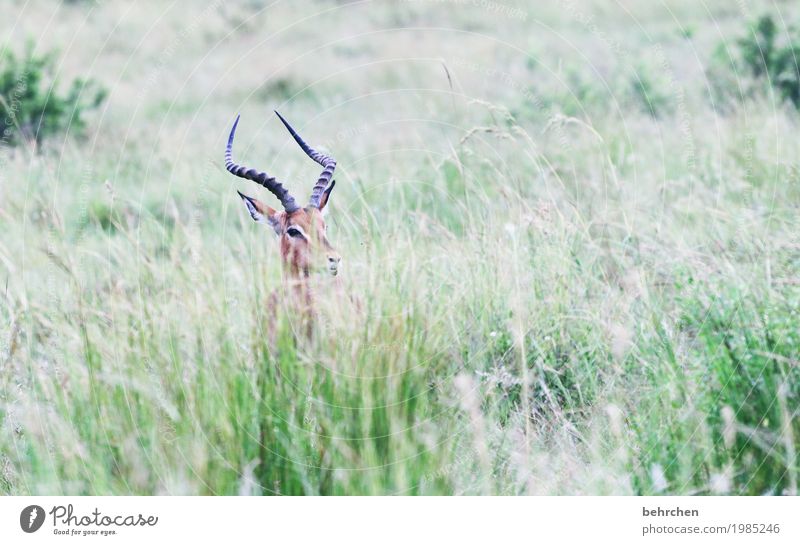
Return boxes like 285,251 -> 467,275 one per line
0,0 -> 798,495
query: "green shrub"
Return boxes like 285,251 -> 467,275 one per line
740,15 -> 800,107
714,14 -> 800,108
0,46 -> 106,146
630,62 -> 675,118
631,285 -> 800,494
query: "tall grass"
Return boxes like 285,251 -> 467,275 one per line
1,0 -> 798,495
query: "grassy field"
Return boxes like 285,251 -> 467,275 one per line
1,0 -> 799,495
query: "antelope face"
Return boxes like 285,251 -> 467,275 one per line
283,205 -> 341,276
229,109 -> 340,278
236,189 -> 340,276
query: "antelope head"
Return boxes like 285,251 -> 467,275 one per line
225,111 -> 341,278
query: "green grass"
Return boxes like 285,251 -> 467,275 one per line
1,0 -> 798,495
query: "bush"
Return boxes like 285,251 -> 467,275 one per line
630,62 -> 675,118
716,14 -> 800,108
0,46 -> 106,146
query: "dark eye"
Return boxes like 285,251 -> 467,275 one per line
287,227 -> 303,238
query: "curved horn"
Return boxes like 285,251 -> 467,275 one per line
225,115 -> 300,213
274,111 -> 336,208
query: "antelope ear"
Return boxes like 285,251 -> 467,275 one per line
237,191 -> 281,234
318,179 -> 336,213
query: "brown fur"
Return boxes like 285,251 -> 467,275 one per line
255,204 -> 340,278
245,195 -> 341,337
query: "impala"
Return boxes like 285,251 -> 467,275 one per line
225,111 -> 341,330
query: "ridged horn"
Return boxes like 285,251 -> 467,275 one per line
274,111 -> 336,208
225,114 -> 300,213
